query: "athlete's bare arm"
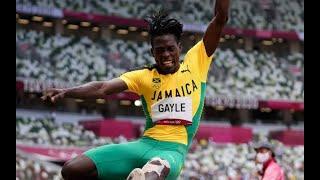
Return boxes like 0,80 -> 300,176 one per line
203,0 -> 230,57
42,78 -> 128,103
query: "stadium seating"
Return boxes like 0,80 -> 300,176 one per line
208,48 -> 304,100
16,116 -> 124,146
16,0 -> 304,32
16,151 -> 62,180
16,30 -> 109,84
229,0 -> 303,32
16,29 -> 304,101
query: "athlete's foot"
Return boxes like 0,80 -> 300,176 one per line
127,168 -> 146,180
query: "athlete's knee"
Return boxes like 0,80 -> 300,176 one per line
61,159 -> 80,179
61,160 -> 74,179
61,155 -> 97,180
142,157 -> 171,180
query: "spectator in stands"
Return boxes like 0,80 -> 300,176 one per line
41,0 -> 230,179
254,142 -> 285,180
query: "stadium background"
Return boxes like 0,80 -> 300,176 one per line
16,0 -> 304,179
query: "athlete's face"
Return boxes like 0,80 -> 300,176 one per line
151,34 -> 181,74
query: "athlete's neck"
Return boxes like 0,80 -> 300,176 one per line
156,64 -> 180,75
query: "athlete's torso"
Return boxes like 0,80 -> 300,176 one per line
120,40 -> 213,147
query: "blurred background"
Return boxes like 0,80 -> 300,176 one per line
16,0 -> 304,179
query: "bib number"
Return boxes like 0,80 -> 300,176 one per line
151,97 -> 192,125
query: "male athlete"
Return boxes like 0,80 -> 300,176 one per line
42,0 -> 230,179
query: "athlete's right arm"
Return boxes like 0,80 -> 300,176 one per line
41,78 -> 128,103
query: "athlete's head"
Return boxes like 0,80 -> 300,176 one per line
145,11 -> 183,74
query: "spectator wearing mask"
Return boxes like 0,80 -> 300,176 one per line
254,142 -> 285,180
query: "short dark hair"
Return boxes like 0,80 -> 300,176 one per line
145,10 -> 183,45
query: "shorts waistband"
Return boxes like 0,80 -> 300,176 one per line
140,136 -> 188,155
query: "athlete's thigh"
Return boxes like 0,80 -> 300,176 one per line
84,140 -> 150,180
144,150 -> 185,180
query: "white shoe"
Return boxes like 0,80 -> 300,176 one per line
126,168 -> 145,180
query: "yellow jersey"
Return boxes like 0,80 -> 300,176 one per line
119,40 -> 214,147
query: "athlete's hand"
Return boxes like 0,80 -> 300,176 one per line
41,88 -> 67,103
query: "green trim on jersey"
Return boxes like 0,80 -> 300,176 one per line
141,95 -> 153,130
186,82 -> 206,148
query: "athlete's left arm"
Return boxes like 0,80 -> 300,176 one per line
203,0 -> 230,57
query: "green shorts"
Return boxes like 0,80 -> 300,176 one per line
84,136 -> 188,180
